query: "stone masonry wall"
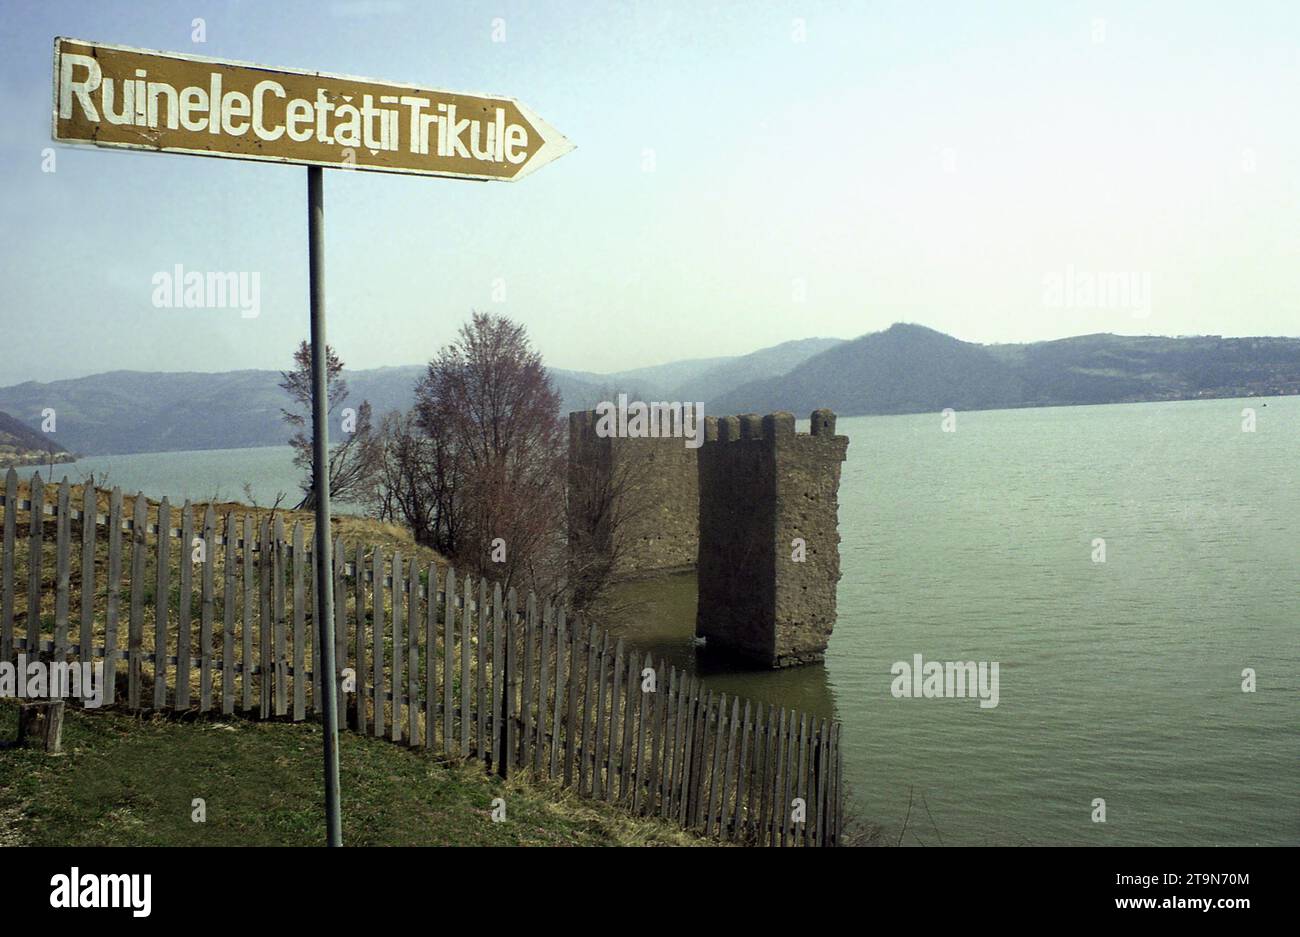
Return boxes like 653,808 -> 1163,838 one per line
771,410 -> 848,666
695,411 -> 848,667
568,410 -> 699,578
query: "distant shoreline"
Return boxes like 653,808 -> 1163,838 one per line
0,452 -> 77,470
29,391 -> 1296,460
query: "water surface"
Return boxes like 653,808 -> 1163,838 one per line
609,396 -> 1299,845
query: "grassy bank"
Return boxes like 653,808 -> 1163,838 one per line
0,702 -> 713,847
1,477 -> 449,714
2,475 -> 437,560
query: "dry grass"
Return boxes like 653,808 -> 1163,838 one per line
3,473 -> 439,559
1,475 -> 455,715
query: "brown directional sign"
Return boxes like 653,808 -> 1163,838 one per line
52,37 -> 574,181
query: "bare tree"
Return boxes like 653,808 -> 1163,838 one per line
280,340 -> 383,510
413,312 -> 565,593
371,408 -> 464,553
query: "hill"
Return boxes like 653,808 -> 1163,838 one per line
667,337 -> 843,401
713,324 -> 1300,416
550,337 -> 843,414
552,355 -> 734,400
0,409 -> 73,467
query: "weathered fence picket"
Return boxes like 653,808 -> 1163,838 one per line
153,497 -> 170,709
28,477 -> 44,661
54,478 -> 70,662
391,550 -> 403,743
607,637 -> 623,802
580,622 -> 598,796
657,666 -> 675,818
105,487 -> 122,705
408,558 -> 420,746
425,564 -> 439,750
693,690 -> 712,830
461,574 -> 473,757
333,536 -> 346,720
633,653 -> 651,813
201,506 -> 216,712
677,679 -> 695,826
795,713 -> 807,844
520,591 -> 534,770
258,516 -> 271,718
223,513 -> 236,716
79,483 -> 95,666
536,602 -> 550,775
2,470 -> 16,664
371,546 -> 385,739
491,581 -> 504,773
177,503 -> 194,711
127,493 -> 145,709
293,523 -> 306,722
596,631 -> 611,795
548,606 -> 562,773
563,612 -> 579,786
756,702 -> 772,841
730,700 -> 750,842
443,566 -> 454,752
472,577 -> 484,760
354,542 -> 367,735
272,516 -> 286,718
720,695 -> 739,837
241,515 -> 253,712
664,668 -> 681,819
504,587 -> 519,772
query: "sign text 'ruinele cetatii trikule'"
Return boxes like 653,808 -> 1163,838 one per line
52,38 -> 573,181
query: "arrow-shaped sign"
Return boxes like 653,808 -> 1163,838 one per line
52,38 -> 574,181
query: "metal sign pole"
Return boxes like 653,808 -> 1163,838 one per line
308,165 -> 343,847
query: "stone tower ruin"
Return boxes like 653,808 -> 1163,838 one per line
568,408 -> 848,668
695,410 -> 848,667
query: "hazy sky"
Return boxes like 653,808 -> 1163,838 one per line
2,0 -> 1297,384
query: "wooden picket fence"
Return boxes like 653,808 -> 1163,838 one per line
0,469 -> 844,845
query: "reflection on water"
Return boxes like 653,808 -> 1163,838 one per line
605,572 -> 839,723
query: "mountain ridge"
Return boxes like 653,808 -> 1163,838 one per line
3,326 -> 1297,456
712,323 -> 1300,415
